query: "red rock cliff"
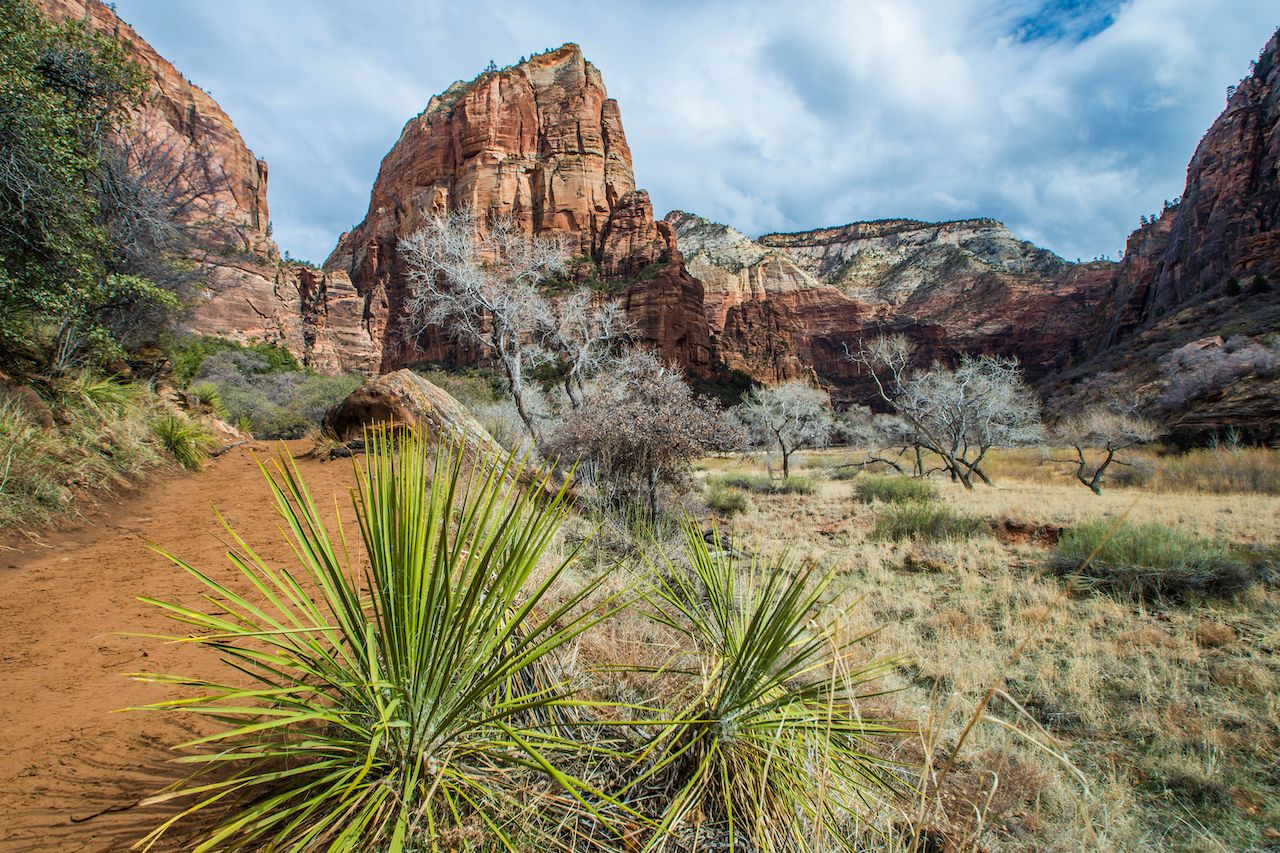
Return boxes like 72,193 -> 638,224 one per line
35,0 -> 383,375
325,44 -> 713,375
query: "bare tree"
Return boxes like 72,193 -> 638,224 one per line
537,290 -> 631,409
546,350 -> 737,524
1052,403 -> 1160,494
400,207 -> 567,443
847,335 -> 1043,489
734,382 -> 834,479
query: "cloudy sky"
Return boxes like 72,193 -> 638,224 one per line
111,0 -> 1276,264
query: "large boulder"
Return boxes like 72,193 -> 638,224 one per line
322,369 -> 496,449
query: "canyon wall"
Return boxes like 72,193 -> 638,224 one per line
671,211 -> 1115,403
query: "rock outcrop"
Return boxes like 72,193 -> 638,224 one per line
669,211 -> 1115,402
325,45 -> 712,376
322,369 -> 496,449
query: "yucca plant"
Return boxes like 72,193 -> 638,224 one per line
629,523 -> 904,851
132,429 -> 632,851
151,412 -> 217,471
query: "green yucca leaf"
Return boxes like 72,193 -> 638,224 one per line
631,521 -> 906,852
131,428 -> 634,851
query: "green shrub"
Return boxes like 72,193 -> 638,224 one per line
1049,521 -> 1253,601
713,473 -> 815,495
705,482 -> 749,515
190,381 -> 228,418
854,474 -> 937,504
169,335 -> 300,386
872,501 -> 985,542
151,413 -> 216,471
135,432 -> 616,850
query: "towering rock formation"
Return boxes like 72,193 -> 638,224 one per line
325,44 -> 713,375
670,211 -> 1114,403
1063,27 -> 1280,443
1099,28 -> 1280,347
34,0 -> 383,375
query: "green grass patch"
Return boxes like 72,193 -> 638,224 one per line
1049,520 -> 1253,601
705,482 -> 749,515
713,473 -> 816,495
853,475 -> 937,504
872,501 -> 985,542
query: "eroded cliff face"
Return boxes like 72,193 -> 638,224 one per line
669,211 -> 1114,402
325,44 -> 712,375
36,0 -> 384,375
1100,29 -> 1280,346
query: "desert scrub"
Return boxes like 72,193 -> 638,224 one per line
1049,520 -> 1253,601
714,473 -> 816,494
169,335 -> 300,385
0,375 -> 162,529
872,501 -> 985,542
854,474 -> 938,504
1151,447 -> 1280,495
705,481 -> 749,515
186,341 -> 363,439
189,381 -> 228,419
134,432 -> 624,850
151,412 -> 217,471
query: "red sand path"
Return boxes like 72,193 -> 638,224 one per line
0,441 -> 360,851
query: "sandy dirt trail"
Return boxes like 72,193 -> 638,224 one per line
0,441 -> 360,851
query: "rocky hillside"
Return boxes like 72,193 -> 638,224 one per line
1048,28 -> 1280,444
670,211 -> 1115,402
324,44 -> 713,376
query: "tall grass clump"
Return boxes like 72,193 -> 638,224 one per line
628,523 -> 903,850
853,474 -> 937,504
1050,520 -> 1253,601
0,375 -> 162,529
704,481 -> 749,515
151,413 -> 216,471
872,502 -> 985,542
1151,447 -> 1280,495
133,431 -> 627,851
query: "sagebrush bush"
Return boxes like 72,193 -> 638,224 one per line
854,474 -> 937,504
714,473 -> 816,494
151,413 -> 216,471
705,481 -> 749,515
1049,520 -> 1253,601
170,335 -> 299,386
191,345 -> 362,439
872,501 -> 985,542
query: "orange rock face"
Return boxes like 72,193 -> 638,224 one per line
1099,28 -> 1280,349
325,44 -> 710,375
35,0 -> 384,374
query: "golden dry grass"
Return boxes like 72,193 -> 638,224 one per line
690,449 -> 1280,851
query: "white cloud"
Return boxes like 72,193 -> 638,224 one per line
112,0 -> 1277,263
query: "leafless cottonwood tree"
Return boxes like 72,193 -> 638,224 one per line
400,207 -> 629,444
734,381 -> 835,479
547,350 -> 736,524
847,335 -> 1043,489
1052,402 -> 1160,494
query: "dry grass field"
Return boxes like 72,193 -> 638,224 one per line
668,447 -> 1279,851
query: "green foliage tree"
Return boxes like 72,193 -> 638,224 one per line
0,0 -> 171,370
1225,276 -> 1243,296
1249,273 -> 1271,294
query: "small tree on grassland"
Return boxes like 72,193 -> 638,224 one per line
1052,403 -> 1161,495
847,335 -> 1043,489
547,350 -> 739,523
734,382 -> 835,479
